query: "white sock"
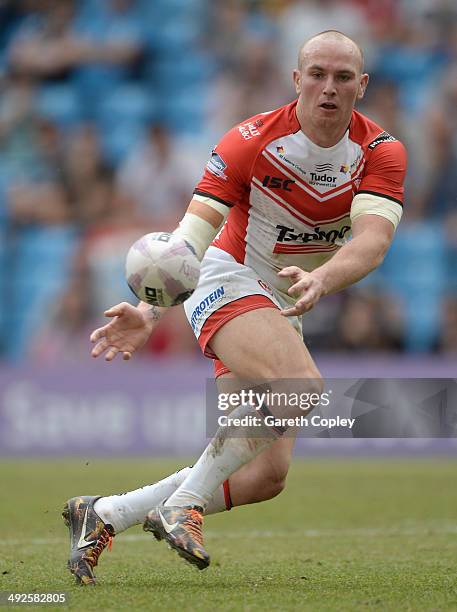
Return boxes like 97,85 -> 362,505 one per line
165,404 -> 280,509
93,466 -> 229,533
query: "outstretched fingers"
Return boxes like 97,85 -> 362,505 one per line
91,338 -> 132,361
278,266 -> 324,316
104,346 -> 120,362
91,337 -> 109,358
280,298 -> 313,317
278,266 -> 311,296
288,277 -> 312,297
89,303 -> 142,361
277,266 -> 302,281
104,302 -> 129,318
90,326 -> 108,344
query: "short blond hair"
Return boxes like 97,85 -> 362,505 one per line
298,30 -> 364,73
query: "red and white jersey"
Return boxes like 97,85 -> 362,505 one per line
194,100 -> 407,295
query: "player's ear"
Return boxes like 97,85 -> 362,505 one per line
357,73 -> 369,100
293,69 -> 301,95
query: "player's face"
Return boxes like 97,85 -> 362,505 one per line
294,38 -> 369,137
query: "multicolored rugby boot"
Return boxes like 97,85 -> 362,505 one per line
62,496 -> 114,585
143,505 -> 209,570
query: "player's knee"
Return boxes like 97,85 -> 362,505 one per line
266,369 -> 324,400
260,461 -> 289,500
249,474 -> 286,503
305,371 -> 324,397
261,363 -> 323,392
265,474 -> 287,500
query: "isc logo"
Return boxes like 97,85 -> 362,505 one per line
262,175 -> 295,191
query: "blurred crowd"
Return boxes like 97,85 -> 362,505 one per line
0,0 -> 456,363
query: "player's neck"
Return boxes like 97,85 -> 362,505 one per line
296,104 -> 350,148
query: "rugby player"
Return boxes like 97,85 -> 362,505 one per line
63,30 -> 406,583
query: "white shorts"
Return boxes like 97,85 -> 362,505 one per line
183,246 -> 302,377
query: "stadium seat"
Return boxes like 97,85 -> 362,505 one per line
384,223 -> 447,292
403,292 -> 441,352
0,171 -> 10,227
372,45 -> 446,115
96,84 -> 156,164
36,85 -> 82,127
143,0 -> 206,20
447,244 -> 457,295
381,222 -> 447,351
3,226 -> 79,360
159,84 -> 210,134
152,52 -> 213,93
96,83 -> 155,126
150,20 -> 203,52
100,122 -> 145,166
0,227 -> 6,355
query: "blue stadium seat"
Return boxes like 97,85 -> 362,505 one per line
151,19 -> 203,52
447,244 -> 457,295
380,221 -> 447,351
372,44 -> 446,115
403,292 -> 442,352
3,226 -> 79,360
96,84 -> 155,126
152,52 -> 213,92
100,121 -> 145,166
76,0 -> 103,22
36,85 -> 82,127
142,0 -> 206,20
0,171 -> 10,227
162,86 -> 208,134
96,84 -> 156,164
0,227 -> 7,354
383,222 -> 447,293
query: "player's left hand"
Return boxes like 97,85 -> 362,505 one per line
277,266 -> 325,316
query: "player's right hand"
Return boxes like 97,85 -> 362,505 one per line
90,302 -> 157,362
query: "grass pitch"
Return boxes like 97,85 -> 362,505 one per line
0,458 -> 456,611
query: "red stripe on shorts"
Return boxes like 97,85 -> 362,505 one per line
223,479 -> 233,510
198,294 -> 277,361
213,359 -> 231,378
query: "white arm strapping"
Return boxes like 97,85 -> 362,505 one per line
350,193 -> 403,230
172,195 -> 230,260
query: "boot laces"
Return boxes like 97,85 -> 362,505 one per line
83,527 -> 113,568
183,509 -> 204,546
